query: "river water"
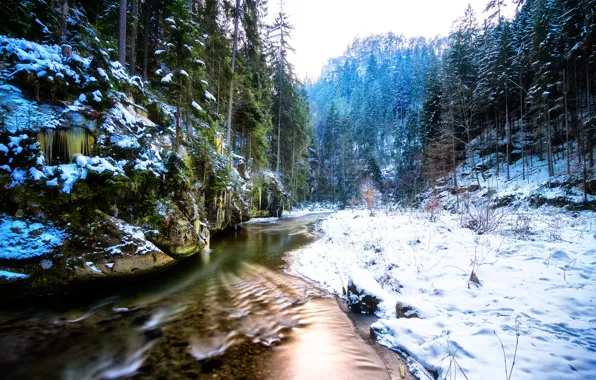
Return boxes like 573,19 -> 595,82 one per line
0,214 -> 405,380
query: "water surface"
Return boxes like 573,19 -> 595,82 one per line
0,214 -> 398,380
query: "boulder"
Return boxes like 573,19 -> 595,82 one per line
149,204 -> 204,259
395,302 -> 419,319
346,280 -> 381,314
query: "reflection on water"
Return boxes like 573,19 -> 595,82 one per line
271,297 -> 390,380
0,214 -> 394,380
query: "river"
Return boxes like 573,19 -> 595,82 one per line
0,214 -> 410,380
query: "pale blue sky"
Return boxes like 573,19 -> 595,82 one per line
267,0 -> 516,80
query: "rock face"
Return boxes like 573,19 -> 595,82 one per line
0,213 -> 178,295
150,214 -> 203,259
346,280 -> 381,314
0,35 -> 281,297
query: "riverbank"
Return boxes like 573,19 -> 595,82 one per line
289,207 -> 596,379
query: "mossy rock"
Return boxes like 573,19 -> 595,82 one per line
148,203 -> 204,259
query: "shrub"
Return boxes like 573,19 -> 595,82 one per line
461,203 -> 506,235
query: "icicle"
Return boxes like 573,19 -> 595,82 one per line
37,128 -> 94,164
36,129 -> 54,165
66,127 -> 89,162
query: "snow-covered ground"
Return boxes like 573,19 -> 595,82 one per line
290,207 -> 596,379
244,203 -> 339,224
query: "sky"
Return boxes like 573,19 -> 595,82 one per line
266,0 -> 516,80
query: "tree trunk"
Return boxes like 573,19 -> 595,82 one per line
119,0 -> 127,65
546,106 -> 554,177
129,0 -> 138,75
290,130 -> 296,202
176,98 -> 181,152
575,59 -> 583,167
186,0 -> 193,143
495,108 -> 499,178
225,0 -> 241,148
142,1 -> 150,81
587,58 -> 594,168
505,89 -> 510,181
520,73 -> 526,181
276,79 -> 282,174
564,68 -> 571,175
60,0 -> 69,41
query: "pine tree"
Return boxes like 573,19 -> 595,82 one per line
156,0 -> 209,151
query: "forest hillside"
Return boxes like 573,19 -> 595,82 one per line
308,0 -> 596,210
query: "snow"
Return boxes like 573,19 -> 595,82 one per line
0,86 -> 63,132
440,136 -> 596,209
0,36 -> 88,85
161,73 -> 173,83
10,169 -> 27,184
29,167 -> 46,180
97,67 -> 109,81
92,90 -> 102,102
191,101 -> 202,111
43,156 -> 125,193
0,144 -> 9,154
85,262 -> 102,274
108,217 -> 162,256
205,90 -> 216,101
76,155 -> 89,167
0,270 -> 28,280
291,207 -> 596,380
111,134 -> 141,149
0,216 -> 66,260
34,19 -> 50,35
133,156 -> 165,177
245,203 -> 338,224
